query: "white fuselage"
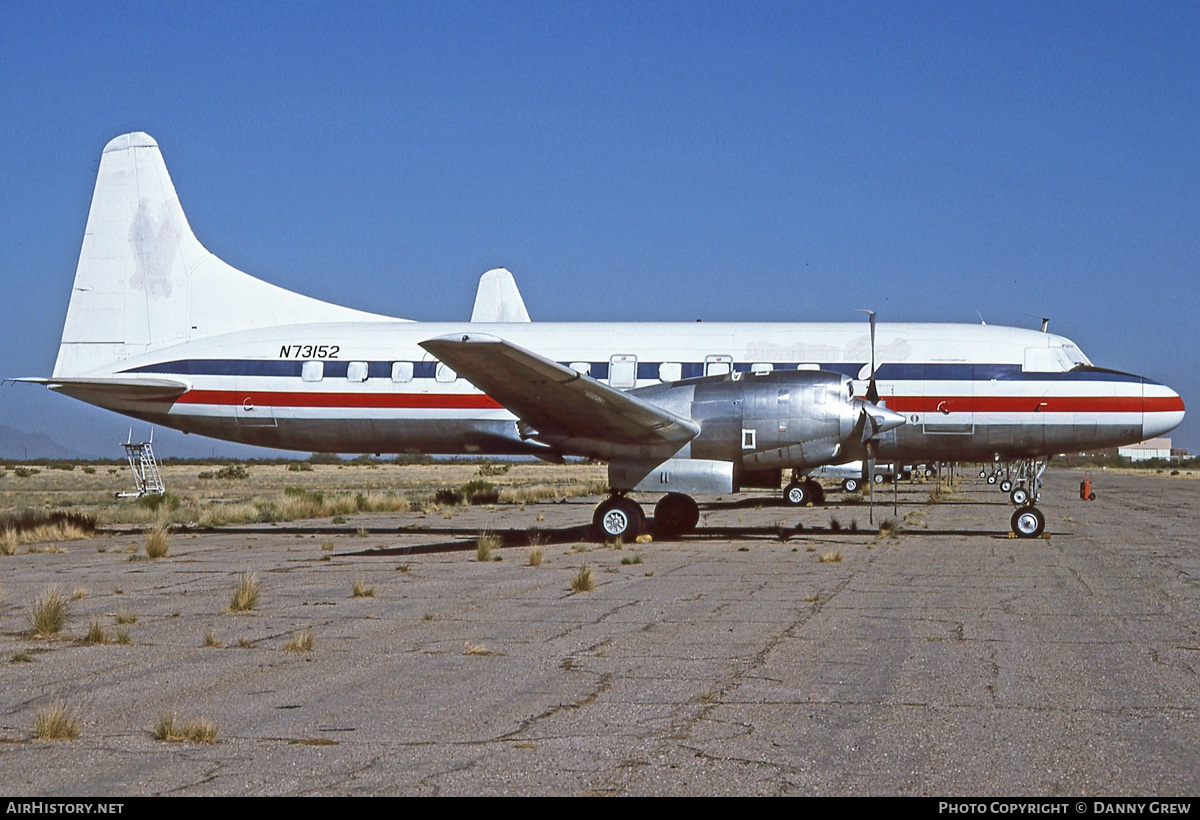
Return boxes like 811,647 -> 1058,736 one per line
70,319 -> 1183,463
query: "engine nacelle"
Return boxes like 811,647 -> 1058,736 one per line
631,369 -> 861,471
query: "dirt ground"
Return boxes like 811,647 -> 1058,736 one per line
0,467 -> 1196,795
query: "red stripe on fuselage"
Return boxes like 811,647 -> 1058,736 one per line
166,390 -> 1183,414
174,390 -> 504,410
886,396 -> 1183,414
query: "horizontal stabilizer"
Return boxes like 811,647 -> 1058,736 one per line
419,334 -> 698,447
15,377 -> 189,402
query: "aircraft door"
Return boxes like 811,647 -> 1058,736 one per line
920,363 -> 974,441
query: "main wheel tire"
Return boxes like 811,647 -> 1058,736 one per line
979,470 -> 987,479
593,497 -> 644,540
654,493 -> 699,536
1009,487 -> 1029,505
874,473 -> 886,485
987,474 -> 997,485
1011,506 -> 1046,538
842,477 -> 860,493
1000,480 -> 1013,492
804,479 -> 825,505
784,481 -> 809,506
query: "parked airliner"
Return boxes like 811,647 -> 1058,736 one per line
19,133 -> 1185,539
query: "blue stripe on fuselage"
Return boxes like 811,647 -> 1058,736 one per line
120,359 -> 1146,384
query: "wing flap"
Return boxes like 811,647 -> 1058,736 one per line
419,334 -> 698,446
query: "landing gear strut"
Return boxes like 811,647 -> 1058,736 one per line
592,494 -> 645,540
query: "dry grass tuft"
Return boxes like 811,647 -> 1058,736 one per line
283,631 -> 315,652
818,549 -> 844,563
320,540 -> 335,552
0,529 -> 18,556
84,618 -> 107,645
476,532 -> 500,562
29,586 -> 69,637
351,580 -> 375,598
144,525 -> 171,559
570,566 -> 596,593
877,519 -> 900,539
71,586 -> 88,601
33,703 -> 80,740
528,547 -> 545,567
463,641 -> 492,656
228,572 -> 260,612
620,553 -> 643,565
154,711 -> 218,744
203,628 -> 224,648
113,610 -> 137,625
114,628 -> 131,644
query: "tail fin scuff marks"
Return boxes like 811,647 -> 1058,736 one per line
54,132 -> 397,379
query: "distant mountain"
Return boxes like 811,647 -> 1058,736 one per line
0,425 -> 84,460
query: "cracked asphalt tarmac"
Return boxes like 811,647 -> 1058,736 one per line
1,470 -> 1197,795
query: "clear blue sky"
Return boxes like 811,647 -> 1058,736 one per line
1,1 -> 1196,457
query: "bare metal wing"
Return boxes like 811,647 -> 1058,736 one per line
419,333 -> 698,452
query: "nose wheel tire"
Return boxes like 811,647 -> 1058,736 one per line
593,497 -> 645,541
1009,487 -> 1029,505
654,493 -> 700,536
1011,506 -> 1045,539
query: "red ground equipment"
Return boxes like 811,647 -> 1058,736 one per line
1079,472 -> 1096,501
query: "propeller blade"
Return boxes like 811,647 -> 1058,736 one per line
857,309 -> 879,404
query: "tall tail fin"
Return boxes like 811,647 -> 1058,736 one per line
54,132 -> 395,378
470,268 -> 531,322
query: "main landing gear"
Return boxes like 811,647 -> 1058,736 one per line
783,476 -> 824,507
593,491 -> 704,540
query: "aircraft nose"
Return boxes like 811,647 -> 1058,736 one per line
1143,381 -> 1185,439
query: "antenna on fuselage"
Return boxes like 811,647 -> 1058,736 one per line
1021,313 -> 1050,333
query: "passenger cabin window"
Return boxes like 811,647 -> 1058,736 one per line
705,355 -> 732,377
741,429 -> 757,450
391,362 -> 413,383
435,362 -> 458,383
301,361 -> 324,382
609,355 -> 637,389
569,362 -> 591,376
750,362 -> 773,375
659,362 -> 682,383
346,361 -> 368,382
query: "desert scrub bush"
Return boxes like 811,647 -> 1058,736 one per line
461,479 -> 500,505
144,525 -> 171,559
29,586 -> 69,636
435,487 -> 464,506
0,510 -> 96,538
476,532 -> 501,562
351,580 -> 375,598
154,711 -> 218,744
137,492 -> 180,512
82,466 -> 96,475
215,464 -> 248,480
570,566 -> 596,592
228,572 -> 260,612
14,467 -> 40,478
620,553 -> 643,565
33,703 -> 80,740
287,461 -> 314,472
476,462 -> 510,477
